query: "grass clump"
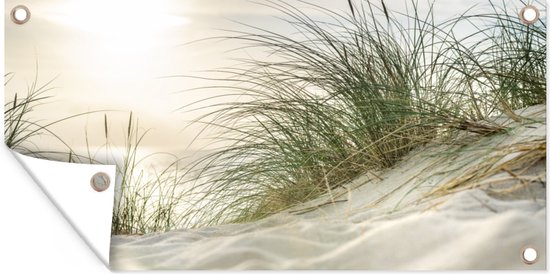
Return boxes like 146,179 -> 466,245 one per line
14,107 -> 192,235
98,113 -> 191,235
428,138 -> 546,197
182,0 -> 546,225
3,72 -> 93,160
5,73 -> 190,235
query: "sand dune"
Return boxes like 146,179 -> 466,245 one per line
110,105 -> 546,270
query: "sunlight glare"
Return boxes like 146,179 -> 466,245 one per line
52,0 -> 188,52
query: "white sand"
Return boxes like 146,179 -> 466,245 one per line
110,105 -> 546,270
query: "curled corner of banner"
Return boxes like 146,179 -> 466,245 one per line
9,149 -> 116,266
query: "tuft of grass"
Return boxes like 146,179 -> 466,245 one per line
4,72 -> 98,161
181,0 -> 546,226
5,73 -> 190,235
5,72 -> 56,151
427,138 -> 546,197
233,180 -> 325,223
448,0 -> 546,116
108,113 -> 191,235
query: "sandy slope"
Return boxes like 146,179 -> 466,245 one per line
110,105 -> 546,270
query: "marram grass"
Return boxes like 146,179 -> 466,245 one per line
5,0 -> 546,232
180,0 -> 546,226
108,113 -> 191,235
4,75 -> 190,235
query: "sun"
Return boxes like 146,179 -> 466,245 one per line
49,0 -> 189,53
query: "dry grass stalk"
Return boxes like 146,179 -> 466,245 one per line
426,139 -> 545,197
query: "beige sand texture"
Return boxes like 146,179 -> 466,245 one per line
110,105 -> 546,270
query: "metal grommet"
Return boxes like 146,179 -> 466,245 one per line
10,5 -> 31,25
519,5 -> 540,25
521,246 -> 538,265
90,172 -> 111,192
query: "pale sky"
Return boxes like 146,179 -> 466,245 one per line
5,0 -> 351,153
5,0 -> 530,156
